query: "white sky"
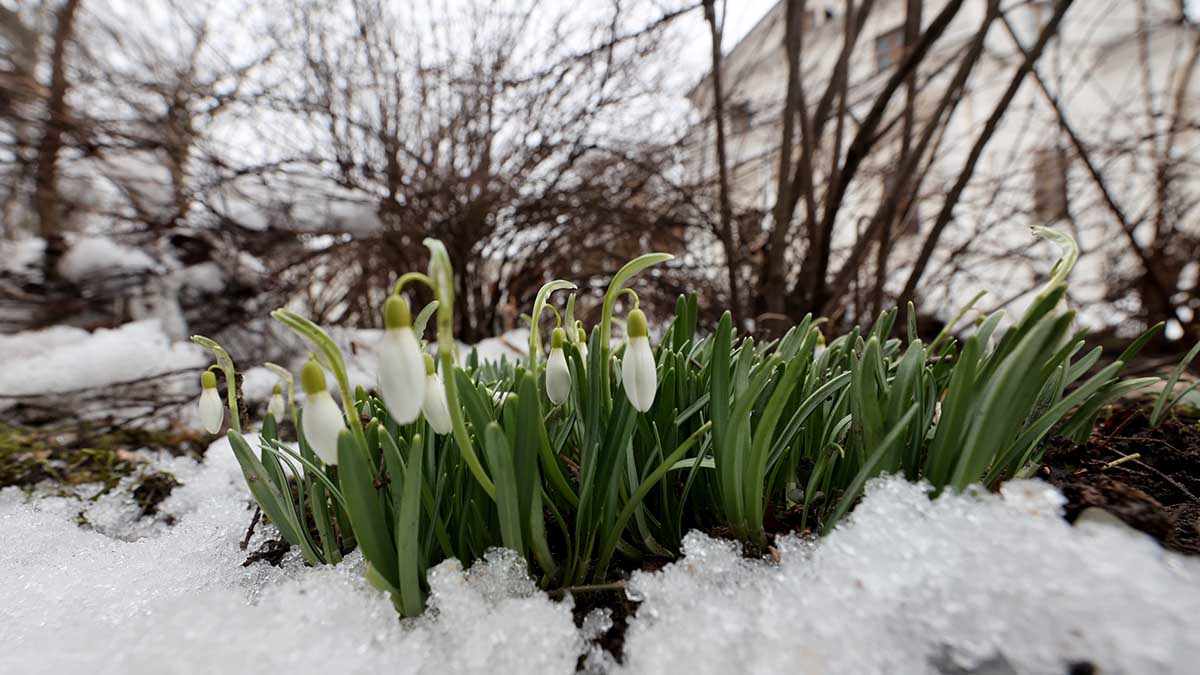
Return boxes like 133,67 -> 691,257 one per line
677,0 -> 780,76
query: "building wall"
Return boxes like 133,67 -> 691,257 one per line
686,0 -> 1199,331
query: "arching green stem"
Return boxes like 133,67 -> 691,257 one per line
392,272 -> 435,297
424,237 -> 496,499
529,279 -> 577,366
269,309 -> 367,450
191,335 -> 242,433
618,288 -> 640,310
1033,226 -> 1078,300
598,253 -> 673,399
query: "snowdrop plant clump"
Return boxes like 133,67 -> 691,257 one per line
192,231 -> 1189,618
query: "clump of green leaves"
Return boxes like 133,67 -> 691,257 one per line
196,229 -> 1190,617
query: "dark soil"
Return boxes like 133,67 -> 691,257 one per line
0,421 -> 209,525
1041,405 -> 1200,555
568,585 -> 637,670
241,538 -> 291,567
0,422 -> 209,490
132,471 -> 183,520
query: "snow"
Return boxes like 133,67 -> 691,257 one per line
468,328 -> 529,365
56,236 -> 158,282
617,480 -> 1200,675
178,261 -> 226,293
240,365 -> 282,403
0,324 -> 91,362
3,432 -> 1198,674
0,319 -> 204,397
0,237 -> 44,275
0,437 -> 582,674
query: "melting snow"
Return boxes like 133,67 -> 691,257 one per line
0,319 -> 203,398
57,236 -> 158,282
2,437 -> 1198,674
618,480 -> 1200,675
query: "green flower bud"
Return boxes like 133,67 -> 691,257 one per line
627,308 -> 648,338
384,295 -> 412,330
300,359 -> 327,396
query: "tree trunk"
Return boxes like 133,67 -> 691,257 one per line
872,0 -> 921,317
35,0 -> 82,283
763,0 -> 807,323
897,0 -> 1076,309
702,0 -> 742,322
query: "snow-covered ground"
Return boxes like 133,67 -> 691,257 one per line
2,434 -> 1198,674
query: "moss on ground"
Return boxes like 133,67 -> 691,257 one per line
0,422 -> 209,516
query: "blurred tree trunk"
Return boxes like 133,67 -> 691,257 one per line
897,0 -> 1075,311
703,0 -> 743,322
763,0 -> 807,327
871,0 -> 921,318
35,0 -> 81,282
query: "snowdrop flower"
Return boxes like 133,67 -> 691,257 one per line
198,370 -> 224,434
300,359 -> 346,465
421,354 -> 453,435
379,295 -> 426,424
267,384 -> 285,421
621,308 -> 657,412
546,327 -> 571,405
576,325 -> 589,367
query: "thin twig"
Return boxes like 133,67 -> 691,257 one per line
1105,447 -> 1199,503
547,580 -> 626,599
239,506 -> 262,550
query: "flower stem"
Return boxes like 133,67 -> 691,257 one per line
424,238 -> 496,500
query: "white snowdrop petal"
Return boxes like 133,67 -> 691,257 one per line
379,327 -> 426,424
267,393 -> 285,421
546,348 -> 571,405
198,388 -> 224,434
422,374 -> 453,435
622,336 -> 657,412
302,392 -> 347,465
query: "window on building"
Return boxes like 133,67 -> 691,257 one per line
728,100 -> 753,136
1033,146 -> 1070,222
874,24 -> 906,72
801,8 -> 815,32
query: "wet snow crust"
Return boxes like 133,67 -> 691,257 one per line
3,436 -> 1198,675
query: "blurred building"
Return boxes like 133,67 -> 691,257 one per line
686,0 -> 1200,332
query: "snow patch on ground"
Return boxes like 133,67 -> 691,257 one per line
0,319 -> 203,397
240,365 -> 282,404
0,237 -> 45,275
2,437 -> 1198,674
0,436 -> 582,674
618,480 -> 1200,675
57,236 -> 157,282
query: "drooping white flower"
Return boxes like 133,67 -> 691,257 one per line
546,326 -> 571,406
421,354 -> 453,435
300,359 -> 346,465
575,325 -> 589,368
621,308 -> 657,413
198,370 -> 224,434
378,295 -> 426,424
266,383 -> 286,421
